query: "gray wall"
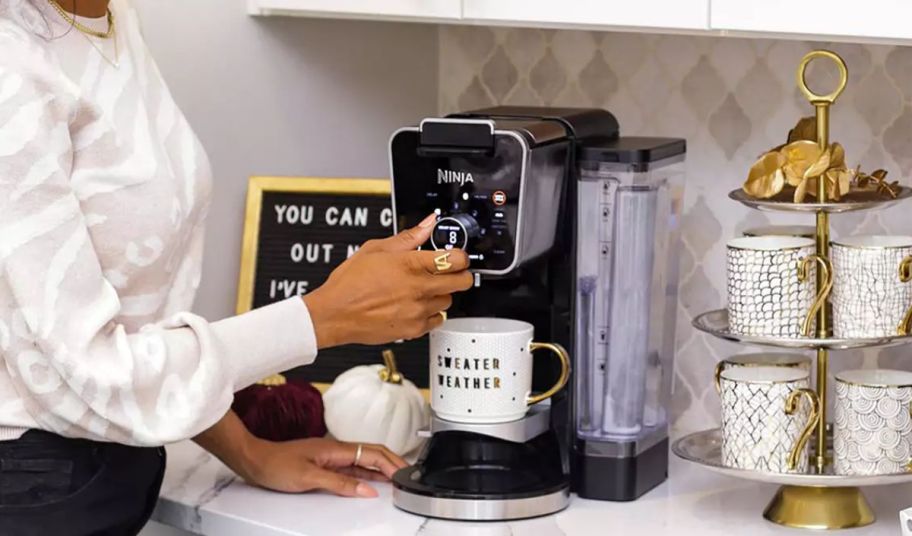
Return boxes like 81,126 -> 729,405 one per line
133,2 -> 439,321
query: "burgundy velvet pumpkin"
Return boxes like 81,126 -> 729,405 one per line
232,374 -> 327,441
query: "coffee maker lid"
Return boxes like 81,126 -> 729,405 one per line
449,106 -> 619,144
578,136 -> 686,164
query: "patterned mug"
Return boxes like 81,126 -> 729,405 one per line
713,352 -> 811,394
831,235 -> 912,338
429,318 -> 570,424
834,369 -> 912,476
719,366 -> 819,473
726,236 -> 832,338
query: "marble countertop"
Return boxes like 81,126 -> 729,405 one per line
152,441 -> 912,535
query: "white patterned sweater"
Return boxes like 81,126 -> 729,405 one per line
0,0 -> 317,444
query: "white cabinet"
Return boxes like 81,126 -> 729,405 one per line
247,0 -> 912,46
712,0 -> 912,43
462,0 -> 710,31
247,0 -> 462,23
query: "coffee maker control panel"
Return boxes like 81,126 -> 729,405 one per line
390,129 -> 525,273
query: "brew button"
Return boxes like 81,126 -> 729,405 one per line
492,190 -> 507,206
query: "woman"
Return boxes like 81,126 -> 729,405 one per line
0,0 -> 471,533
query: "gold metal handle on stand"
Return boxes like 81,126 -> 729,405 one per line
797,50 -> 848,105
796,49 -> 848,475
897,256 -> 912,335
526,342 -> 570,405
785,388 -> 821,471
797,254 -> 833,337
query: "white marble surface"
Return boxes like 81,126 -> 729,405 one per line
153,441 -> 912,535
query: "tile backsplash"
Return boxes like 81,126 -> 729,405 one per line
438,27 -> 912,435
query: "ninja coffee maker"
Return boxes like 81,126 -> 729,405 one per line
389,107 -> 686,520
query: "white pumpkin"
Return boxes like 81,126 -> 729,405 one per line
323,350 -> 429,456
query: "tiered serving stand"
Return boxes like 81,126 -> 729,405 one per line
672,50 -> 912,530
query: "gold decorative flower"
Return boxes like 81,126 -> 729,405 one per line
787,116 -> 817,143
791,143 -> 856,203
741,115 -> 897,203
856,168 -> 899,198
743,151 -> 786,199
780,141 -> 825,187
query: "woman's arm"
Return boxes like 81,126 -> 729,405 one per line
193,410 -> 407,497
0,60 -> 314,444
0,49 -> 470,446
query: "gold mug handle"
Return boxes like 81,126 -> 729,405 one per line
713,361 -> 725,395
785,388 -> 821,471
526,342 -> 571,406
797,254 -> 833,337
897,256 -> 912,335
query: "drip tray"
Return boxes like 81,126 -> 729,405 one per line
392,463 -> 569,521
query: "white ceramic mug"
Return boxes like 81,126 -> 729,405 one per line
429,318 -> 570,423
834,369 -> 912,476
726,236 -> 831,338
719,366 -> 819,473
713,352 -> 811,394
831,235 -> 912,338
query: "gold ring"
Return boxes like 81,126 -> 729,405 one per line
434,253 -> 452,272
354,443 -> 363,467
439,311 -> 447,322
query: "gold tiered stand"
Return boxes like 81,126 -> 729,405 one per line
674,50 -> 912,530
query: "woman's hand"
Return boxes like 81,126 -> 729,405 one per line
303,213 -> 473,348
195,412 -> 407,498
241,437 -> 408,497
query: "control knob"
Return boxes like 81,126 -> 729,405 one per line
430,214 -> 480,251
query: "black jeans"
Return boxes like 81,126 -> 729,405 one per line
0,430 -> 166,536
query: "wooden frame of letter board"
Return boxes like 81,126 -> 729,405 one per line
235,176 -> 430,395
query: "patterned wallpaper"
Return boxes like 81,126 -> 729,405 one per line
437,27 -> 912,435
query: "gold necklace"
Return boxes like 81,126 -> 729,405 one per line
47,0 -> 115,39
47,1 -> 120,68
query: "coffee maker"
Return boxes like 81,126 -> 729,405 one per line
388,107 -> 686,519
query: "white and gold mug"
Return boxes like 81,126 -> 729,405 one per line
831,235 -> 912,338
429,318 -> 570,424
726,236 -> 832,338
834,369 -> 912,476
713,352 -> 811,394
719,366 -> 819,473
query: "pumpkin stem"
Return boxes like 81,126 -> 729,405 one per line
257,373 -> 287,387
379,349 -> 403,384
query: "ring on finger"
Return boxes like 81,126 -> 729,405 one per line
434,252 -> 453,273
439,311 -> 447,322
354,443 -> 363,467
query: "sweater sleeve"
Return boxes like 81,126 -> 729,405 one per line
0,45 -> 317,446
